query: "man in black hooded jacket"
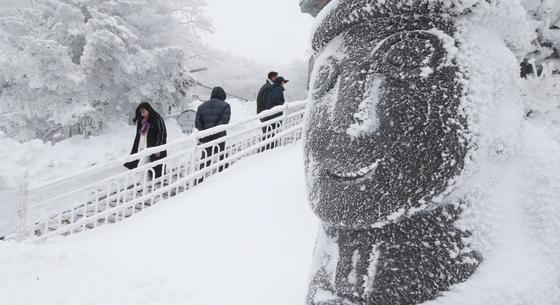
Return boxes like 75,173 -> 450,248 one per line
195,87 -> 231,141
195,87 -> 231,177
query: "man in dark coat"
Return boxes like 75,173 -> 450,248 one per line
256,72 -> 278,151
265,76 -> 288,112
124,102 -> 167,179
256,71 -> 278,118
262,76 -> 289,150
195,87 -> 231,177
195,86 -> 231,142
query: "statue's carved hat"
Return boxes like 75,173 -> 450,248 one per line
307,0 -> 489,51
301,0 -> 489,17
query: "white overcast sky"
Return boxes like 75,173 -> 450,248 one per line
202,0 -> 315,65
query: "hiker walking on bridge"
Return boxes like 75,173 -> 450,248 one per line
195,87 -> 231,178
262,76 -> 289,150
124,102 -> 168,179
265,76 -> 288,114
256,71 -> 278,151
256,71 -> 278,117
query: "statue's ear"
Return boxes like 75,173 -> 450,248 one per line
373,31 -> 454,81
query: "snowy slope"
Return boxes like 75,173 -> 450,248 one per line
0,143 -> 318,305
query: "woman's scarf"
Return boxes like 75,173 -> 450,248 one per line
139,118 -> 149,135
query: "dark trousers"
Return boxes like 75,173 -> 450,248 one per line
124,152 -> 166,180
197,141 -> 227,184
261,121 -> 281,151
149,155 -> 165,179
152,164 -> 163,179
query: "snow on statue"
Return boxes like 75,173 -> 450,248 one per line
302,0 -> 560,304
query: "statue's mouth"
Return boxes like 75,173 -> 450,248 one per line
326,159 -> 382,182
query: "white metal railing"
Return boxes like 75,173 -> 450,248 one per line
10,101 -> 307,243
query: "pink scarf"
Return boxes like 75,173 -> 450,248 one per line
139,118 -> 149,135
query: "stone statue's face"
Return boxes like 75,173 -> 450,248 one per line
304,28 -> 467,228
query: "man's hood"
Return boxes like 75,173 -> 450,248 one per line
210,87 -> 227,101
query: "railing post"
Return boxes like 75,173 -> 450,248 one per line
280,103 -> 290,146
10,103 -> 307,242
189,130 -> 199,186
16,177 -> 29,242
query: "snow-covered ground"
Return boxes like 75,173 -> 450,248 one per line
0,143 -> 318,305
1,70 -> 559,305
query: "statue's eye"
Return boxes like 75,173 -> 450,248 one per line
374,31 -> 449,80
386,38 -> 436,68
312,56 -> 341,99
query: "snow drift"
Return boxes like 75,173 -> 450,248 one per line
0,143 -> 318,305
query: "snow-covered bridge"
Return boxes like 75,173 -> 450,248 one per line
7,101 -> 307,242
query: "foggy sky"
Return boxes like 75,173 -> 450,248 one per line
203,0 -> 315,65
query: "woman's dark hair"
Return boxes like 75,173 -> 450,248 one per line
133,102 -> 162,124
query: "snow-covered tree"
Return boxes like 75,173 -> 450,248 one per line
0,0 -> 211,141
171,0 -> 214,38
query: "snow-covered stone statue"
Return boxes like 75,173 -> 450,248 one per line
303,0 -> 560,304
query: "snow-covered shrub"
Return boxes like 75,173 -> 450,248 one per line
521,0 -> 560,74
0,0 -> 209,141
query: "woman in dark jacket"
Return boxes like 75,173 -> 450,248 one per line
124,102 -> 167,178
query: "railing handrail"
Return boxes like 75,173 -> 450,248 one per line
29,101 -> 306,191
15,99 -> 308,242
27,107 -> 307,210
28,122 -> 307,242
